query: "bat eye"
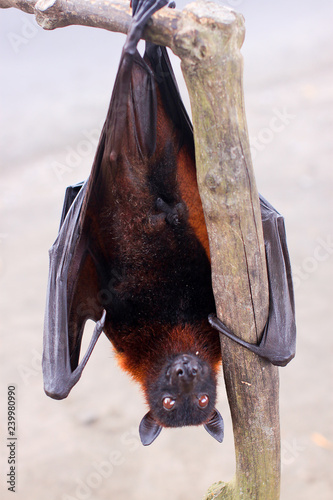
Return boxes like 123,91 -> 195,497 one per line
198,395 -> 209,408
163,397 -> 176,410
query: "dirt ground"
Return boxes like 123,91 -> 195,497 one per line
0,1 -> 332,499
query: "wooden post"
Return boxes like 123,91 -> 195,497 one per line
170,4 -> 279,498
1,1 -> 280,497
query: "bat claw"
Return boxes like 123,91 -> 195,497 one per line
155,198 -> 186,227
97,309 -> 107,329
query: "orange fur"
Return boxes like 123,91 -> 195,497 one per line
177,145 -> 211,261
112,320 -> 221,392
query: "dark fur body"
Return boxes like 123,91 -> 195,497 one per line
65,47 -> 222,431
75,49 -> 220,379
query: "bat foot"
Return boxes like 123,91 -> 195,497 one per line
125,0 -> 169,55
155,197 -> 186,227
145,198 -> 186,232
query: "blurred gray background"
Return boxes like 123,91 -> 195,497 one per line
1,1 -> 332,499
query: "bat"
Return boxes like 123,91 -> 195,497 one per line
42,0 -> 296,446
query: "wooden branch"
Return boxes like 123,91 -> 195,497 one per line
1,1 -> 280,497
0,0 -> 183,49
173,5 -> 279,499
0,0 -> 36,13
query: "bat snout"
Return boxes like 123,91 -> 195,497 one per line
170,354 -> 201,391
174,356 -> 198,377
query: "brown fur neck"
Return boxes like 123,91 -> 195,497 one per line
112,320 -> 221,391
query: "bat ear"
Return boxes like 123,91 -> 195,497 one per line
204,408 -> 224,443
139,411 -> 162,446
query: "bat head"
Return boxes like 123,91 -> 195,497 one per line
139,353 -> 224,445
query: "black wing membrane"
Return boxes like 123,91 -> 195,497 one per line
58,182 -> 84,229
209,195 -> 296,366
144,41 -> 193,140
43,180 -> 106,399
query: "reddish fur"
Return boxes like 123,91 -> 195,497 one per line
176,144 -> 211,261
100,73 -> 220,401
75,51 -> 221,409
154,78 -> 210,261
110,320 -> 221,397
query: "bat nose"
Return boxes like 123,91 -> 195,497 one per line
170,355 -> 200,391
175,357 -> 198,377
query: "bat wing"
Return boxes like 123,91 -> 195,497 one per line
42,179 -> 106,399
144,41 -> 193,140
42,0 -> 170,399
209,195 -> 296,367
58,181 -> 84,229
